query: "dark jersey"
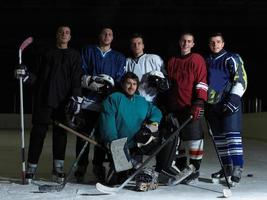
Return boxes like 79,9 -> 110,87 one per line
29,47 -> 82,123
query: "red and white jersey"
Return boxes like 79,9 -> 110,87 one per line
167,53 -> 208,110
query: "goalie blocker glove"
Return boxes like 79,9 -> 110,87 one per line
81,74 -> 115,94
14,64 -> 29,83
222,94 -> 241,116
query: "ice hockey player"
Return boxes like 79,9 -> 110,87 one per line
155,31 -> 208,184
126,33 -> 168,103
14,25 -> 83,183
98,72 -> 162,191
205,32 -> 247,186
74,27 -> 126,183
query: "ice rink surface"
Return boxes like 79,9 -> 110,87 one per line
0,129 -> 266,200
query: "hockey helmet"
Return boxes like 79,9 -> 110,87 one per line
147,71 -> 169,92
94,74 -> 115,87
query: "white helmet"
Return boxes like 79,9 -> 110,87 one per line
147,71 -> 169,92
94,74 -> 115,87
148,70 -> 165,79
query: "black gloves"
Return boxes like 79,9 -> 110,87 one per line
14,64 -> 29,82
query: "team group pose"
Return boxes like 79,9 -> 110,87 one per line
15,25 -> 247,192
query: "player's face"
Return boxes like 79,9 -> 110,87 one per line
56,26 -> 71,45
179,34 -> 195,55
99,28 -> 113,46
122,78 -> 138,96
130,37 -> 144,57
209,36 -> 225,53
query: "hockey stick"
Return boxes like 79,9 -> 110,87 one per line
39,141 -> 90,192
206,120 -> 232,198
38,123 -> 97,192
18,37 -> 33,184
96,115 -> 193,194
54,121 -> 102,148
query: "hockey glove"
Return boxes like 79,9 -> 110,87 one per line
66,96 -> 83,115
135,122 -> 159,155
190,99 -> 204,120
81,74 -> 104,91
81,74 -> 115,94
222,94 -> 241,116
14,64 -> 29,82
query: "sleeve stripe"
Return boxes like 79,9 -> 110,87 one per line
196,82 -> 208,91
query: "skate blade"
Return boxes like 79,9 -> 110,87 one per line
51,175 -> 65,183
211,178 -> 220,184
25,178 -> 33,184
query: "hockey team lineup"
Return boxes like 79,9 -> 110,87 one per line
10,26 -> 249,199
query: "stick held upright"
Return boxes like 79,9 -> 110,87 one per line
18,36 -> 33,184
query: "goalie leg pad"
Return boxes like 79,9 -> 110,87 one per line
135,168 -> 159,191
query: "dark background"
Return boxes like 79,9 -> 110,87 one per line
1,0 -> 266,113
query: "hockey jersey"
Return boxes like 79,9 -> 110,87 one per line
99,92 -> 162,148
126,53 -> 165,102
206,50 -> 247,104
28,47 -> 82,123
80,45 -> 126,111
166,53 -> 208,111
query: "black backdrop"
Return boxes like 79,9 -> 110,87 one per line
1,0 -> 266,113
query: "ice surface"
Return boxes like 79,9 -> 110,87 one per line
1,130 -> 267,200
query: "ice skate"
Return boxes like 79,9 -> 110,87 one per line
52,160 -> 65,183
168,164 -> 196,185
52,168 -> 65,183
230,166 -> 243,186
211,165 -> 232,184
25,163 -> 37,184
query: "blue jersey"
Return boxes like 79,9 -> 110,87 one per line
81,45 -> 126,83
81,45 -> 126,111
206,50 -> 247,104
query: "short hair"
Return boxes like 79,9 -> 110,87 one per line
209,32 -> 224,42
130,33 -> 144,44
56,25 -> 71,33
121,72 -> 139,86
179,31 -> 195,42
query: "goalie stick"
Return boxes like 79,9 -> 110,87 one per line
206,120 -> 232,198
56,122 -> 133,174
18,37 -> 33,184
96,115 -> 193,194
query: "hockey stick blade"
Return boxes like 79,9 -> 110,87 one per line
39,184 -> 64,193
19,37 -> 34,52
95,116 -> 193,194
96,183 -> 119,194
223,188 -> 232,198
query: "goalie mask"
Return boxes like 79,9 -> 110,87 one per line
147,71 -> 169,92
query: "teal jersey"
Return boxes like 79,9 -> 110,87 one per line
99,92 -> 162,148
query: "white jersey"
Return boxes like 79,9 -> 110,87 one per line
126,53 -> 164,81
126,53 -> 165,102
